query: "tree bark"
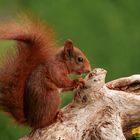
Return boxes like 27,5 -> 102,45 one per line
20,68 -> 140,140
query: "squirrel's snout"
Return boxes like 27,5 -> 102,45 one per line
84,66 -> 92,73
85,70 -> 90,73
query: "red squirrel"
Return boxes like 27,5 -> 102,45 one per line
0,17 -> 91,129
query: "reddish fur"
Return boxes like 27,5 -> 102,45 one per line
0,16 -> 91,129
0,17 -> 56,125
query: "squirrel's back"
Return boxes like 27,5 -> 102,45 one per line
0,16 -> 57,124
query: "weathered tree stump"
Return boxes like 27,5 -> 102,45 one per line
20,68 -> 140,140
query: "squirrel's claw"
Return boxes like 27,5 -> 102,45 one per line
74,78 -> 86,89
56,110 -> 65,122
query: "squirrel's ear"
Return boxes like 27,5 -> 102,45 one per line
64,39 -> 74,58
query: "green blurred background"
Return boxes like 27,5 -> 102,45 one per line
0,0 -> 140,139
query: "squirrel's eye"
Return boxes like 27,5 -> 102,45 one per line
78,57 -> 83,62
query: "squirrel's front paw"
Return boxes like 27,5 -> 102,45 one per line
74,78 -> 86,89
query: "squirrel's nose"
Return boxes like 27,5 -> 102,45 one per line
85,66 -> 92,73
85,70 -> 90,73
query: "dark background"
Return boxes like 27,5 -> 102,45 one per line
0,0 -> 140,139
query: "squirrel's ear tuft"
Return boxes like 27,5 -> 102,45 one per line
64,39 -> 74,58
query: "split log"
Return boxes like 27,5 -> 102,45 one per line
20,68 -> 140,140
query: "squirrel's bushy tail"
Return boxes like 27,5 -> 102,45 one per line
0,16 -> 56,124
